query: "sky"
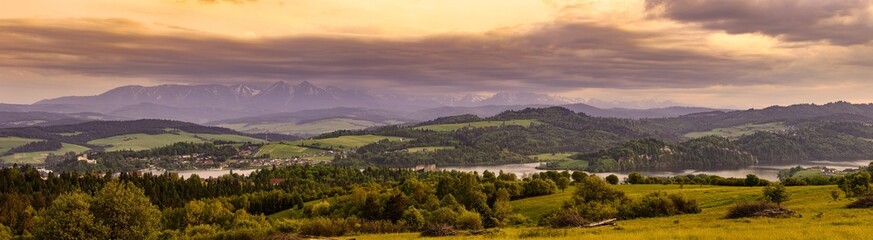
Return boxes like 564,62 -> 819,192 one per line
1,0 -> 873,108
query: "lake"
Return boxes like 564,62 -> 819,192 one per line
442,160 -> 873,181
157,160 -> 872,181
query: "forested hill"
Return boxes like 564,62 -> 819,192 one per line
334,103 -> 873,171
0,119 -> 297,148
647,101 -> 873,135
575,136 -> 756,172
340,107 -> 672,167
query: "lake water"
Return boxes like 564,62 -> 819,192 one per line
442,160 -> 873,181
158,160 -> 872,181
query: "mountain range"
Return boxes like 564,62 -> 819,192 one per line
1,81 -> 731,134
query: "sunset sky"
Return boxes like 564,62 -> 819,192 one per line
2,0 -> 873,108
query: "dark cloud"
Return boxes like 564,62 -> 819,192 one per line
0,18 -> 774,93
646,0 -> 873,45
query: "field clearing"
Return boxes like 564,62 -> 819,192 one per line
684,122 -> 788,139
415,119 -> 540,132
0,136 -> 40,153
529,152 -> 577,161
220,118 -> 398,136
256,144 -> 324,158
257,135 -> 405,158
292,135 -> 407,150
1,143 -> 90,164
355,184 -> 873,240
407,146 -> 454,153
88,131 -> 264,151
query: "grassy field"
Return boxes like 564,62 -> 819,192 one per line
0,136 -> 40,153
1,143 -> 90,164
88,130 -> 265,151
529,152 -> 577,161
539,160 -> 590,170
407,146 -> 454,153
684,122 -> 788,139
220,118 -> 401,136
292,135 -> 407,150
257,143 -> 325,158
257,135 -> 406,158
415,119 -> 540,132
353,184 -> 873,240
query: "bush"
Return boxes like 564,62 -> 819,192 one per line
420,224 -> 457,237
726,202 -> 793,219
518,228 -> 568,238
357,219 -> 405,234
847,196 -> 873,209
455,210 -> 483,230
297,217 -> 348,237
545,210 -> 589,228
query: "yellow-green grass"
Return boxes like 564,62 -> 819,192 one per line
0,136 -> 40,153
257,135 -> 404,158
684,122 -> 788,139
529,152 -> 577,162
538,160 -> 590,170
414,119 -> 540,132
1,143 -> 90,164
292,135 -> 407,150
407,146 -> 454,153
56,132 -> 83,136
354,184 -> 873,240
256,143 -> 325,158
88,131 -> 265,151
220,118 -> 402,136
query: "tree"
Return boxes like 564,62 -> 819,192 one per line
571,171 -> 588,183
90,181 -> 161,240
33,192 -> 109,240
555,176 -> 571,192
745,174 -> 761,187
605,175 -> 620,185
627,173 -> 645,184
762,183 -> 789,207
840,171 -> 872,197
0,224 -> 13,240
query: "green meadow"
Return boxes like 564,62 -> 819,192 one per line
684,122 -> 788,139
220,118 -> 401,136
257,135 -> 407,158
415,119 -> 540,132
88,131 -> 264,151
350,184 -> 873,240
1,143 -> 90,164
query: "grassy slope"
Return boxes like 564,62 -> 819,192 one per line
220,118 -> 396,136
684,122 -> 787,139
257,135 -> 406,158
1,143 -> 90,164
407,146 -> 454,153
529,153 -> 576,161
414,119 -> 539,132
355,184 -> 873,240
88,131 -> 264,151
0,136 -> 40,153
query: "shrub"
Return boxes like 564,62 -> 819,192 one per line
297,217 -> 348,237
427,207 -> 459,227
620,192 -> 701,219
518,228 -> 568,238
420,224 -> 457,237
847,196 -> 873,209
726,202 -> 793,219
357,219 -> 404,234
545,210 -> 589,228
455,210 -> 483,230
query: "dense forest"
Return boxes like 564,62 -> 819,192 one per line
573,136 -> 756,172
0,119 -> 297,149
0,164 -> 566,239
